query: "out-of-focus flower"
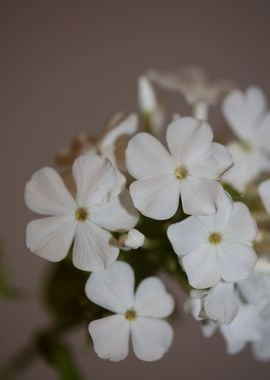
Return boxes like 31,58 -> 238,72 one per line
259,179 -> 270,214
85,261 -> 174,362
25,155 -> 139,272
148,66 -> 235,120
184,282 -> 238,324
118,229 -> 145,251
56,113 -> 138,172
168,193 -> 257,289
126,117 -> 233,219
222,87 -> 270,192
138,75 -> 165,136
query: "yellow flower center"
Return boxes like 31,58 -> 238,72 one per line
125,309 -> 137,321
175,166 -> 188,180
239,140 -> 252,152
75,207 -> 88,221
209,232 -> 222,245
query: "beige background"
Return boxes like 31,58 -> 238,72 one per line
1,0 -> 270,378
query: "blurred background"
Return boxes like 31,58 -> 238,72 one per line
1,0 -> 270,378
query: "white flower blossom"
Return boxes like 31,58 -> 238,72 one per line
85,261 -> 174,362
126,117 -> 233,219
259,179 -> 270,214
168,193 -> 257,289
222,86 -> 270,192
148,66 -> 234,120
25,155 -> 139,271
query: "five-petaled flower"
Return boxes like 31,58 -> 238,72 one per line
126,117 -> 233,219
86,261 -> 174,361
168,193 -> 257,289
25,155 -> 139,272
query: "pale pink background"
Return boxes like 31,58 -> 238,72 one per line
1,0 -> 270,378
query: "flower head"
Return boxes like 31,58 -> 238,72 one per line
25,155 -> 139,271
85,261 -> 174,361
126,117 -> 233,219
168,193 -> 257,288
222,86 -> 270,191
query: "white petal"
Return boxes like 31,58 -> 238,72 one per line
182,244 -> 221,289
257,112 -> 270,154
25,167 -> 76,215
217,242 -> 257,282
166,117 -> 213,164
131,318 -> 173,361
134,277 -> 174,318
220,304 -> 261,354
223,202 -> 257,242
196,191 -> 233,232
259,179 -> 270,214
189,143 -> 233,179
124,229 -> 145,250
167,217 -> 208,257
99,114 -> 138,149
85,261 -> 134,313
130,176 -> 181,220
180,177 -> 222,215
26,216 -> 76,262
204,282 -> 238,324
184,292 -> 205,321
72,155 -> 120,207
90,190 -> 139,232
201,321 -> 217,338
89,315 -> 130,362
222,86 -> 267,141
126,133 -> 175,179
73,221 -> 119,272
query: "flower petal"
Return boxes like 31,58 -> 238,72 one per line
26,216 -> 76,262
182,244 -> 221,289
131,318 -> 173,361
85,261 -> 134,313
89,315 -> 130,362
25,167 -> 76,215
126,133 -> 175,179
134,277 -> 174,318
167,217 -> 208,257
223,202 -> 257,242
252,322 -> 270,361
180,177 -> 222,215
130,176 -> 181,220
196,191 -> 233,232
204,282 -> 238,324
72,155 -> 121,207
73,221 -> 119,272
222,86 -> 267,140
259,179 -> 270,214
90,190 -> 139,232
217,241 -> 257,283
189,142 -> 233,179
166,117 -> 213,165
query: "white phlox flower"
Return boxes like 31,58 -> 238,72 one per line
25,155 -> 139,271
184,282 -> 238,324
148,66 -> 235,120
167,192 -> 257,289
85,261 -> 174,362
138,75 -> 165,136
222,86 -> 270,192
126,117 -> 233,219
259,179 -> 270,214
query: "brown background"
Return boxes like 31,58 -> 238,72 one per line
1,0 -> 270,379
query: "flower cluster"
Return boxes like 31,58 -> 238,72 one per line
25,68 -> 270,362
